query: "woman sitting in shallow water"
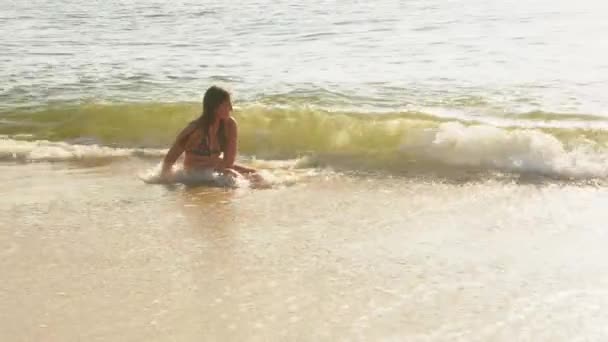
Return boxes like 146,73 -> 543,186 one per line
160,85 -> 258,182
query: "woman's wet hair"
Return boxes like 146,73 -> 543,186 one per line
197,85 -> 230,150
199,85 -> 230,129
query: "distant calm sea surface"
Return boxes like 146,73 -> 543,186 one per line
1,0 -> 607,114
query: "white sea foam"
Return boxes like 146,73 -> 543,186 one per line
0,138 -> 165,162
401,122 -> 608,179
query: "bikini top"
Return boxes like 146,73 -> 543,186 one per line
185,121 -> 226,157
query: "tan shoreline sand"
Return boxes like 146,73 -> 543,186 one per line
2,160 -> 608,341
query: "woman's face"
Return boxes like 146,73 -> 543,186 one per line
216,98 -> 233,119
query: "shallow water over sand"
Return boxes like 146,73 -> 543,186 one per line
2,161 -> 608,341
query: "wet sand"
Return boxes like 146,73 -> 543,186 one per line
2,161 -> 608,341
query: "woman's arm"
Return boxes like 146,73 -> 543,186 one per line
219,118 -> 258,176
161,122 -> 196,177
219,117 -> 238,169
161,142 -> 184,176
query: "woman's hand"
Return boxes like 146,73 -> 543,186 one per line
159,168 -> 175,183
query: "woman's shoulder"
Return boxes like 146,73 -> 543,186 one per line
176,121 -> 201,143
224,117 -> 238,129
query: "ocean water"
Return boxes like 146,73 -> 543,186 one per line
2,0 -> 608,340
